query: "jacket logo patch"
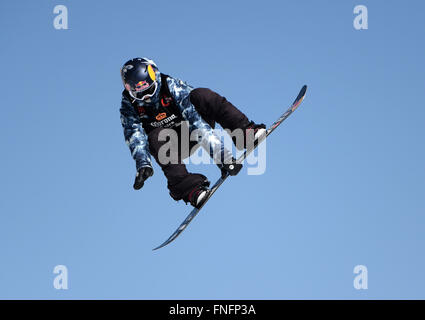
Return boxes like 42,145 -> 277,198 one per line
155,112 -> 167,121
150,114 -> 178,128
161,96 -> 172,107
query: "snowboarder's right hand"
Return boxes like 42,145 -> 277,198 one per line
133,167 -> 154,190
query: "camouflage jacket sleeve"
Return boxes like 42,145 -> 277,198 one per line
120,94 -> 153,171
166,76 -> 233,164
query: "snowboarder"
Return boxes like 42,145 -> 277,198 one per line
119,57 -> 266,208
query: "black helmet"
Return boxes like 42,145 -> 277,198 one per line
121,57 -> 159,101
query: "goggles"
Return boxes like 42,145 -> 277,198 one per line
129,81 -> 158,101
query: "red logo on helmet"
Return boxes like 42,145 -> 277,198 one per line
135,80 -> 149,91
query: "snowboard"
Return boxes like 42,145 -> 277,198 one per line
153,85 -> 308,250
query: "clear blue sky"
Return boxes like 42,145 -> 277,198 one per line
1,0 -> 424,299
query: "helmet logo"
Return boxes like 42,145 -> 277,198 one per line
121,65 -> 133,74
135,80 -> 150,91
147,65 -> 156,81
155,112 -> 167,121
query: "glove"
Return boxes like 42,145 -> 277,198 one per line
244,121 -> 266,149
219,158 -> 243,178
232,121 -> 267,150
133,167 -> 154,190
246,121 -> 266,132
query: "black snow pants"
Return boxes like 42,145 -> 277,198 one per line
148,88 -> 250,202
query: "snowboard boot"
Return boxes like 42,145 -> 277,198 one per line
185,180 -> 211,209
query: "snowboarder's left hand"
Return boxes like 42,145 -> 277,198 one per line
133,167 -> 154,190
